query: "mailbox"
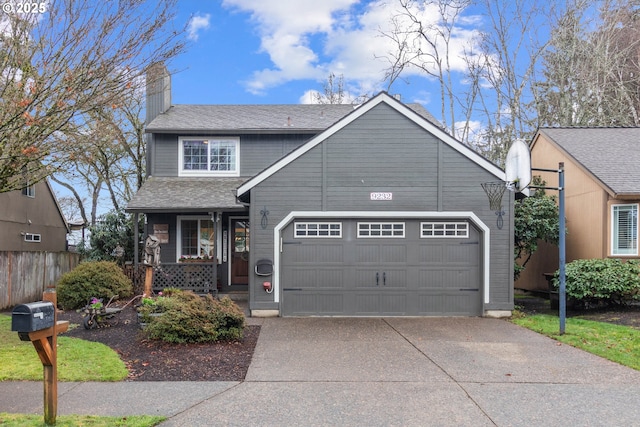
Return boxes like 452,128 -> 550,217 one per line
255,258 -> 273,276
12,301 -> 55,333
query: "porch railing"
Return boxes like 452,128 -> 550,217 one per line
151,263 -> 217,295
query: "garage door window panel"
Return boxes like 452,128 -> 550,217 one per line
421,222 -> 469,238
357,222 -> 405,238
295,222 -> 342,238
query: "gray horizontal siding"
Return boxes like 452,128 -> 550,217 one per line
241,134 -> 310,175
146,213 -> 178,262
150,133 -> 310,177
248,102 -> 513,310
152,134 -> 178,177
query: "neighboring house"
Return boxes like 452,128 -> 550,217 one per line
0,179 -> 69,252
516,127 -> 640,292
126,65 -> 514,317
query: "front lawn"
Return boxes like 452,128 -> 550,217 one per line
512,314 -> 640,370
0,315 -> 127,381
0,413 -> 165,427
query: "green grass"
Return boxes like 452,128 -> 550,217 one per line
1,315 -> 141,425
512,314 -> 640,370
0,412 -> 165,426
0,315 -> 128,381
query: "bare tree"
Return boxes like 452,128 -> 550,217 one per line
0,0 -> 185,193
314,72 -> 347,104
313,72 -> 370,104
379,1 -> 561,163
50,81 -> 146,226
536,0 -> 640,127
472,0 -> 550,163
379,0 -> 473,135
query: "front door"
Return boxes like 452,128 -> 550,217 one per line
230,218 -> 250,285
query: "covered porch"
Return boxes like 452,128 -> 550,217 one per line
126,176 -> 252,295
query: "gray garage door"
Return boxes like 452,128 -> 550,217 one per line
281,218 -> 482,316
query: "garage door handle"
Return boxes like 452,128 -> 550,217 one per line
459,288 -> 479,292
383,272 -> 386,286
376,272 -> 379,286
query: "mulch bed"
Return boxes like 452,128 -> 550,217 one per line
57,303 -> 260,382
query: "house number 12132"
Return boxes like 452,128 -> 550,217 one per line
370,192 -> 393,201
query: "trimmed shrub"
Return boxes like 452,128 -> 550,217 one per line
141,290 -> 245,343
57,261 -> 134,310
552,259 -> 640,306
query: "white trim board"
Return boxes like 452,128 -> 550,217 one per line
272,211 -> 491,306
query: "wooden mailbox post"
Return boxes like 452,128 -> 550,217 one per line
13,291 -> 69,425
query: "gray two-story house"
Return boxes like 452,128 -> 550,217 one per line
127,64 -> 514,317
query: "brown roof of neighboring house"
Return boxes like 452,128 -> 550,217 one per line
537,127 -> 640,196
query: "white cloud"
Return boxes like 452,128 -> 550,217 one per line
223,0 -> 481,99
187,13 -> 211,41
454,119 -> 484,144
299,90 -> 321,104
298,88 -> 363,105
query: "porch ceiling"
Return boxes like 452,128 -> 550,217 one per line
126,176 -> 249,213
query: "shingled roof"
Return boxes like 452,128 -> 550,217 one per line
538,127 -> 640,196
126,176 -> 248,213
145,102 -> 441,133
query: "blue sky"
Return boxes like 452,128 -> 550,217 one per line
168,0 -> 449,106
63,0 -> 536,223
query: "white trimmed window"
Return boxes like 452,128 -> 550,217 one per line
357,222 -> 405,238
22,184 -> 35,198
177,217 -> 216,260
421,222 -> 469,238
612,204 -> 638,256
295,222 -> 342,238
179,137 -> 239,176
24,233 -> 41,242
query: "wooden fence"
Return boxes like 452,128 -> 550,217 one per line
0,251 -> 80,310
122,263 -> 147,296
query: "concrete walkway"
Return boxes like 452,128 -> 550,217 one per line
2,317 -> 640,426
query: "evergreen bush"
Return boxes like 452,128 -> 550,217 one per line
141,290 -> 245,343
552,259 -> 640,306
57,261 -> 134,309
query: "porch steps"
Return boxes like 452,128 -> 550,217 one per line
219,291 -> 248,302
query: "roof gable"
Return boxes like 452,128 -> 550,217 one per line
534,127 -> 640,196
44,180 -> 69,232
237,92 -> 503,198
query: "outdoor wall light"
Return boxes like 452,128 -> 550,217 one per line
260,206 -> 269,229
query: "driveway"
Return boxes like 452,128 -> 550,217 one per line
161,317 -> 640,426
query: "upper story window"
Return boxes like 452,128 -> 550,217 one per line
179,137 -> 239,177
612,204 -> 638,256
22,184 -> 35,198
